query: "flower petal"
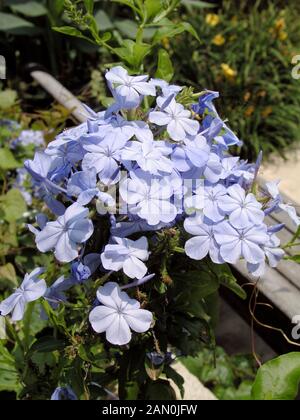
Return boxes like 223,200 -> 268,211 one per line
123,308 -> 152,333
89,306 -> 116,333
106,315 -> 132,345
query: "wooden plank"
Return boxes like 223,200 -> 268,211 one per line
276,259 -> 300,291
234,260 -> 300,321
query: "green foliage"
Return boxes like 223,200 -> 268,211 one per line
182,346 -> 257,400
54,0 -> 200,72
10,2 -> 48,18
0,90 -> 18,110
0,189 -> 27,223
172,0 -> 300,159
0,149 -> 21,170
252,352 -> 300,400
0,341 -> 21,393
0,11 -> 34,32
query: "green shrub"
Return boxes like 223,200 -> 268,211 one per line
172,0 -> 300,160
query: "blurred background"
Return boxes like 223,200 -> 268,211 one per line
0,0 -> 300,400
1,0 -> 300,159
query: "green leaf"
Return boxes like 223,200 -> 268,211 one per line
84,0 -> 94,14
214,264 -> 247,300
252,353 -> 300,400
144,0 -> 164,22
50,0 -> 65,17
29,336 -> 66,354
155,49 -> 174,82
0,263 -> 18,288
152,21 -> 200,44
10,2 -> 47,17
286,255 -> 300,263
0,341 -> 21,393
115,19 -> 138,39
182,0 -> 217,9
215,381 -> 253,400
0,189 -> 27,222
174,270 -> 220,300
165,365 -> 185,398
145,379 -> 177,400
0,317 -> 5,340
94,10 -> 114,31
0,12 -> 34,32
0,148 -> 21,170
114,40 -> 152,69
0,89 -> 18,109
111,0 -> 138,12
52,26 -> 91,43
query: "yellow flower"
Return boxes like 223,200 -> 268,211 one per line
212,34 -> 225,46
221,63 -> 237,80
261,107 -> 273,118
244,106 -> 255,118
162,37 -> 170,50
244,92 -> 251,102
257,90 -> 267,98
206,14 -> 220,27
275,18 -> 285,31
278,30 -> 288,41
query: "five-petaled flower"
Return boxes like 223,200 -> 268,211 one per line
149,97 -> 200,141
35,203 -> 94,263
106,66 -> 156,109
0,268 -> 47,321
89,282 -> 153,346
101,236 -> 149,280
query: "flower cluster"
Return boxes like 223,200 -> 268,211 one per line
1,66 -> 298,347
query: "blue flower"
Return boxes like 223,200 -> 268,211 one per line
220,157 -> 254,182
150,79 -> 182,100
265,180 -> 300,226
184,216 -> 223,264
0,268 -> 47,321
218,184 -> 265,229
89,282 -> 152,345
111,218 -> 173,238
122,140 -> 173,175
149,97 -> 199,141
11,129 -> 45,149
72,262 -> 91,282
247,231 -> 284,277
106,66 -> 156,110
24,151 -> 66,215
92,114 -> 153,143
67,168 -> 99,205
51,386 -> 77,400
203,184 -> 227,222
45,276 -> 72,310
14,168 -> 32,205
82,136 -> 127,185
214,222 -> 269,265
46,137 -> 85,165
101,236 -> 149,279
35,203 -> 94,263
192,90 -> 220,115
120,170 -> 177,226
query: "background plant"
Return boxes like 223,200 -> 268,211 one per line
171,0 -> 300,160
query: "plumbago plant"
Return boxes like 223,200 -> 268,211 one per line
1,68 -> 300,400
